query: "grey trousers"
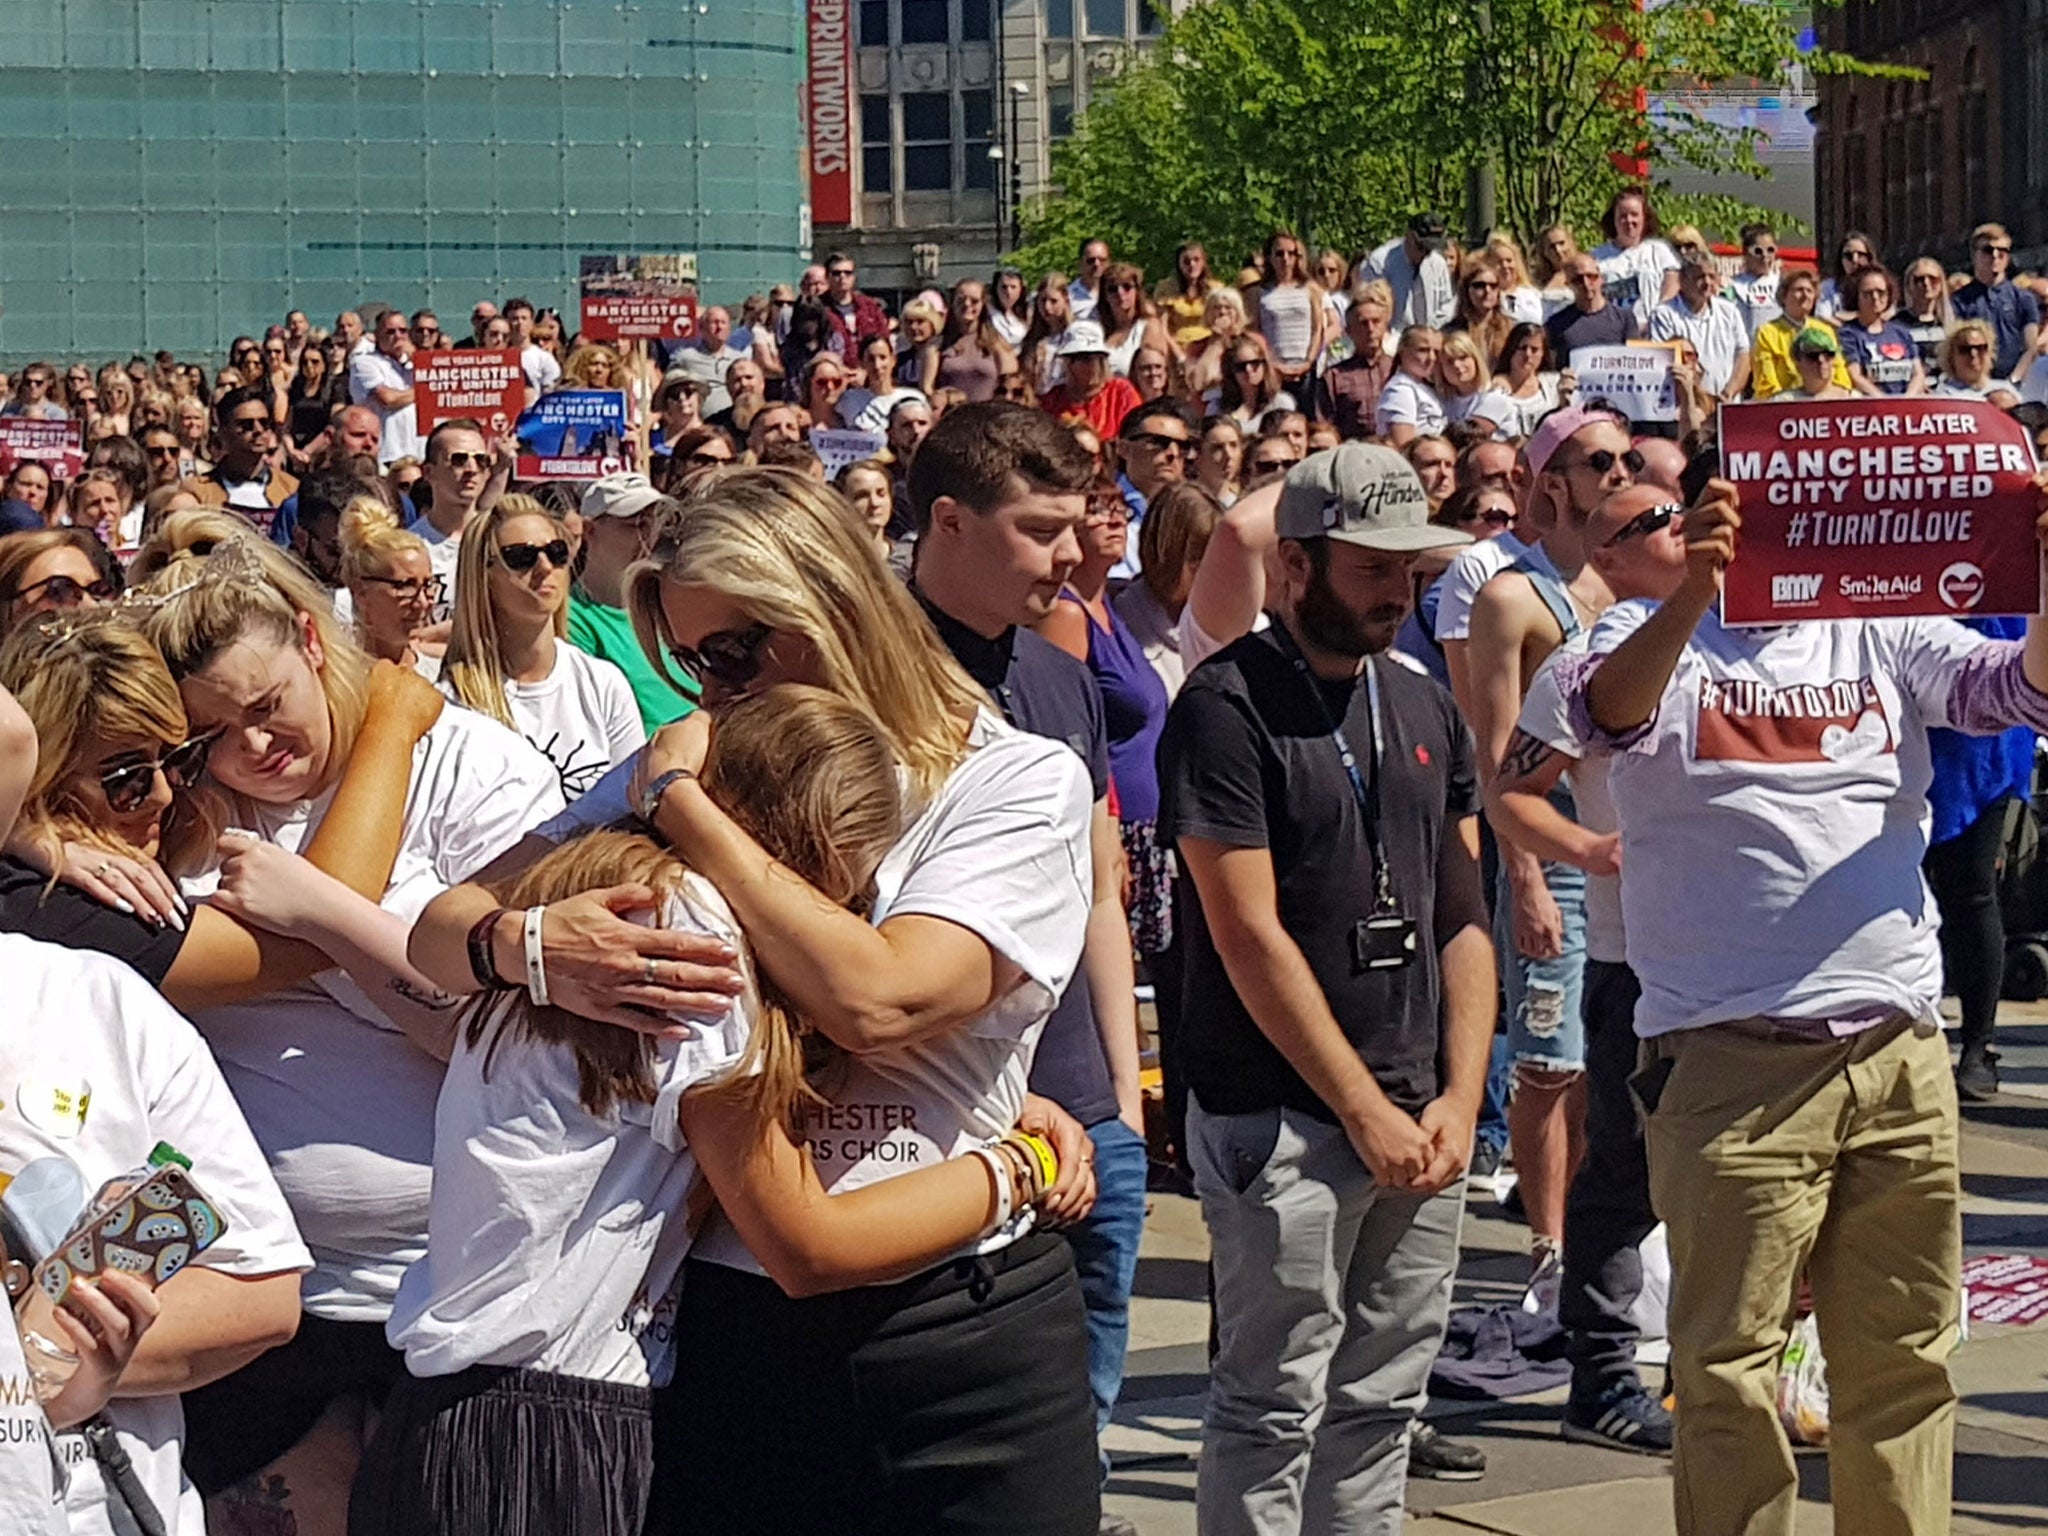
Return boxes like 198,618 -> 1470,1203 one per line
1189,1097 -> 1465,1536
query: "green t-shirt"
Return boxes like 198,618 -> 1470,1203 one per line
567,593 -> 698,730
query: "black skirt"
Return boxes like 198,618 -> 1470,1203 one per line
349,1363 -> 653,1536
649,1229 -> 1099,1536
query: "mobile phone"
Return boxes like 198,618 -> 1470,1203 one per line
32,1164 -> 227,1307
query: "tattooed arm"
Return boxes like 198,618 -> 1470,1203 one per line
1484,728 -> 1620,877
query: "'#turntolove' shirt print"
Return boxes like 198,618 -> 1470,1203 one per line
1694,674 -> 1896,764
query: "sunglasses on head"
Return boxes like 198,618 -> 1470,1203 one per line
98,731 -> 219,813
1603,501 -> 1681,549
668,621 -> 774,694
14,572 -> 115,607
1560,447 -> 1646,477
497,539 -> 571,573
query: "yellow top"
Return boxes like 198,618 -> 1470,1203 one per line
1154,281 -> 1219,348
1751,314 -> 1851,399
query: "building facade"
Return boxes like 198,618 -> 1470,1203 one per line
1813,0 -> 2048,266
815,0 -> 1163,292
0,0 -> 809,362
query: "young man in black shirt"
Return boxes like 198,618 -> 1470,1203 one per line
907,402 -> 1149,1536
1158,442 -> 1495,1535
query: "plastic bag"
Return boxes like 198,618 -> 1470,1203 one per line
1775,1312 -> 1830,1446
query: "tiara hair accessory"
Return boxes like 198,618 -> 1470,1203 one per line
117,535 -> 271,612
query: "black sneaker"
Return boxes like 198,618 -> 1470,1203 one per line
1468,1141 -> 1504,1180
1562,1384 -> 1674,1456
1956,1047 -> 2001,1103
1408,1422 -> 1487,1481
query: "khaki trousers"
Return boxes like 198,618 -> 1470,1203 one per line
1641,1017 -> 1960,1536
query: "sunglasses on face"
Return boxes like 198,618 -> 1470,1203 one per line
98,731 -> 218,813
362,574 -> 434,601
669,621 -> 773,694
827,267 -> 855,279
1956,342 -> 1991,356
1466,279 -> 1498,292
1977,244 -> 2012,257
13,572 -> 115,607
1232,358 -> 1265,372
1560,447 -> 1646,477
230,414 -> 272,434
1462,509 -> 1514,530
497,539 -> 571,573
1250,455 -> 1299,473
1129,432 -> 1192,455
1603,501 -> 1681,548
440,450 -> 488,469
1748,245 -> 1776,257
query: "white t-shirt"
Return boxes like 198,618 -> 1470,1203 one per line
1432,529 -> 1550,644
0,1308 -> 63,1536
543,713 -> 1094,1272
520,344 -> 562,396
1502,285 -> 1547,326
1573,602 -> 1998,1036
0,936 -> 312,1536
1727,269 -> 1783,338
1067,278 -> 1102,324
1443,386 -> 1520,440
181,709 -> 564,1321
1176,603 -> 1270,674
1500,375 -> 1561,439
1593,239 -> 1679,327
1375,373 -> 1447,438
1648,294 -> 1750,396
388,873 -> 752,1387
441,642 -> 644,802
1518,633 -> 1623,964
416,516 -> 464,624
347,350 -> 422,468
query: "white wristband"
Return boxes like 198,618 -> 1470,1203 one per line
968,1145 -> 1013,1233
522,905 -> 550,1008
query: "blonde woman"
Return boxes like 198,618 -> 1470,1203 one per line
1487,234 -> 1548,324
1750,270 -> 1850,399
1936,318 -> 2022,407
410,466 -> 1099,1536
1902,256 -> 1957,378
1376,325 -> 1448,446
360,690 -> 1076,1536
898,298 -> 945,396
339,496 -> 439,674
1182,286 -> 1249,400
122,528 -> 564,1532
0,528 -> 117,639
442,493 -> 643,800
1532,224 -> 1582,312
1450,253 -> 1516,372
1437,330 -> 1519,440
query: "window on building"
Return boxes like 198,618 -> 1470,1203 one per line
962,89 -> 995,189
861,94 -> 893,193
901,0 -> 948,44
961,0 -> 992,42
1881,117 -> 1906,244
1085,0 -> 1125,37
902,91 -> 952,190
859,0 -> 889,47
1963,49 -> 1990,218
1045,0 -> 1073,37
1919,107 -> 1941,240
1138,0 -> 1164,32
1842,131 -> 1868,233
1048,82 -> 1075,139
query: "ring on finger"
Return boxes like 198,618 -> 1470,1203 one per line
643,956 -> 659,986
95,861 -> 111,880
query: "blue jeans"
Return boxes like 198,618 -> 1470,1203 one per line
1063,1116 -> 1149,1471
1494,858 -> 1589,1075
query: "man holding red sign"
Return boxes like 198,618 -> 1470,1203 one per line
1551,465 -> 2048,1536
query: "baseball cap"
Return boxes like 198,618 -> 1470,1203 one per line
581,472 -> 663,520
1055,320 -> 1110,359
1525,401 -> 1629,477
1275,444 -> 1470,554
1408,212 -> 1449,251
659,368 -> 707,392
1792,323 -> 1840,358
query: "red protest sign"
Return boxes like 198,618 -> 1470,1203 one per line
1720,398 -> 2043,626
0,418 -> 86,481
412,349 -> 524,438
579,254 -> 700,342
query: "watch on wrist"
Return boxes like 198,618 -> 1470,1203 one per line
466,907 -> 517,992
638,766 -> 698,823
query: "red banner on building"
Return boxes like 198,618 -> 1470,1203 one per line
1720,398 -> 2043,625
807,0 -> 854,225
413,349 -> 524,438
0,418 -> 85,481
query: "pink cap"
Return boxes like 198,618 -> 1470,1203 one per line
1524,402 -> 1628,478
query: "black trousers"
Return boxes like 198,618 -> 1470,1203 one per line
1558,959 -> 1657,1400
649,1231 -> 1099,1536
1925,796 -> 2013,1054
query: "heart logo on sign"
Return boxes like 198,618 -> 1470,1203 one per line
1939,562 -> 1987,611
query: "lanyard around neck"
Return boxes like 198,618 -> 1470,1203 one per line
1271,621 -> 1399,915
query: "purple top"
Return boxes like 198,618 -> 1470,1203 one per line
1062,591 -> 1170,823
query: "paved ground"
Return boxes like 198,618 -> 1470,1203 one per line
1106,1007 -> 2048,1534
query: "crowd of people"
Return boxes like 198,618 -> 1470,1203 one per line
1,184 -> 2044,1536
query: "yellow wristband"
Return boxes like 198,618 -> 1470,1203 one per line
1007,1131 -> 1059,1193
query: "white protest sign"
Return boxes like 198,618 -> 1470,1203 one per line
812,427 -> 887,479
1570,344 -> 1677,423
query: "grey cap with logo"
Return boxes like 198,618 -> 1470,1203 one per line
1274,443 -> 1473,554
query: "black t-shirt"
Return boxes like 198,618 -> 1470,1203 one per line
0,855 -> 187,987
1157,626 -> 1485,1120
1545,302 -> 1640,357
915,592 -> 1121,1129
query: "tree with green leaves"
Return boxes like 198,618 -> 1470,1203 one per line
1013,0 -> 1896,279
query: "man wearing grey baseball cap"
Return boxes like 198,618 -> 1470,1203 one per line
1157,442 -> 1496,1533
567,472 -> 700,730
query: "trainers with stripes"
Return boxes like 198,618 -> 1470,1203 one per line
1561,1384 -> 1674,1456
